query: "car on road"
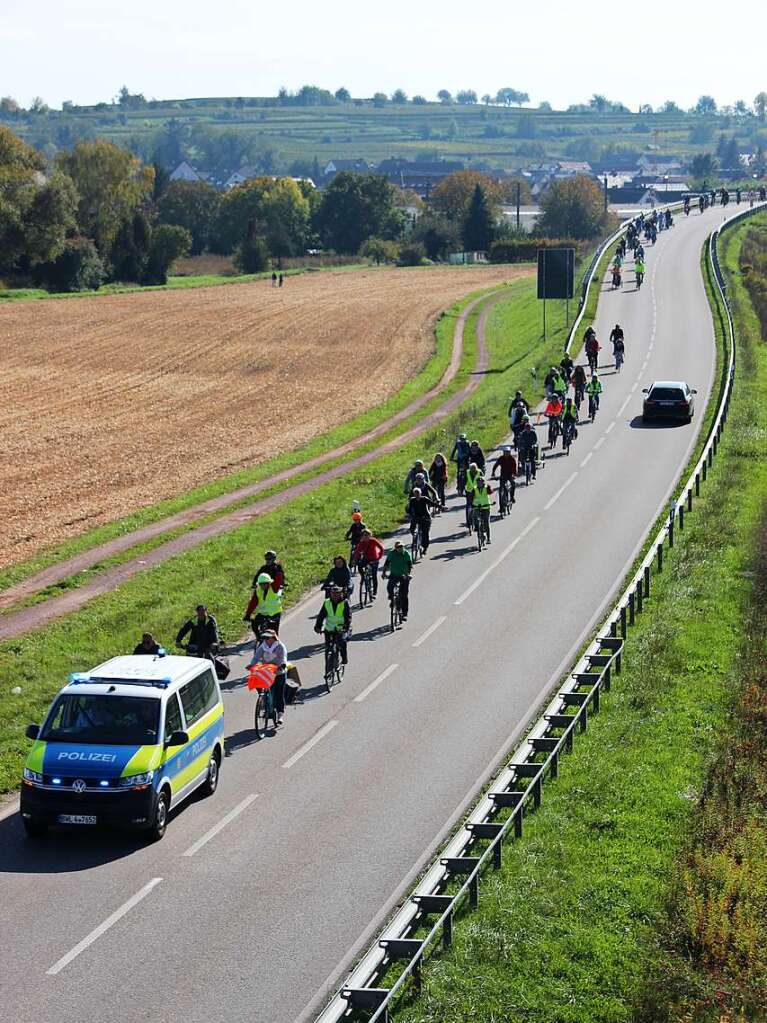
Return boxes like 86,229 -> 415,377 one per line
20,654 -> 224,841
642,380 -> 697,423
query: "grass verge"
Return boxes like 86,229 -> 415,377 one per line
0,273 -> 570,793
0,273 -> 521,598
384,219 -> 767,1023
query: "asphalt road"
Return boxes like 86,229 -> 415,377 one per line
0,203 -> 736,1023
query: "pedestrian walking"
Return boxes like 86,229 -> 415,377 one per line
271,271 -> 277,287
278,273 -> 284,287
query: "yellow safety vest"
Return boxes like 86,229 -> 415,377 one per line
473,488 -> 490,509
323,599 -> 346,632
255,586 -> 283,616
465,471 -> 480,495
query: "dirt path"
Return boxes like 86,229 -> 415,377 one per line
0,289 -> 508,641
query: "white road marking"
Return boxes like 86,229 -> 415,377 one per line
543,472 -> 577,512
605,421 -> 616,435
282,720 -> 338,769
618,396 -> 631,416
594,436 -> 606,450
46,878 -> 163,975
630,382 -> 638,393
354,663 -> 398,703
648,342 -> 654,352
580,452 -> 593,468
182,793 -> 258,858
454,516 -> 540,606
412,616 -> 446,648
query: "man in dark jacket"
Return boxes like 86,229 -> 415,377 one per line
133,633 -> 161,655
176,605 -> 220,658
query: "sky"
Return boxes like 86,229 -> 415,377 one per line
2,0 -> 764,113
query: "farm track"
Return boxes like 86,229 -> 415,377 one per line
0,283 -> 512,638
2,265 -> 521,568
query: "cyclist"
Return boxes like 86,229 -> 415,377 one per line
635,255 -> 646,288
508,390 -> 529,433
544,365 -> 558,399
517,421 -> 539,481
406,486 -> 439,554
176,604 -> 220,659
544,392 -> 563,448
561,396 -> 578,446
250,628 -> 288,727
551,366 -> 568,399
450,433 -> 471,494
472,476 -> 492,543
403,459 -> 428,495
345,511 -> 367,554
613,333 -> 626,372
352,528 -> 385,598
491,446 -> 517,508
429,453 -> 449,509
413,470 -> 440,507
587,373 -> 603,417
463,461 -> 482,529
323,555 -> 353,599
382,540 -> 413,621
585,331 -> 600,371
572,363 -> 587,408
468,439 -> 486,473
609,323 -> 624,346
251,550 -> 285,592
560,353 -> 574,383
611,262 -> 622,288
133,632 -> 162,655
584,325 -> 596,345
314,584 -> 351,666
244,573 -> 284,638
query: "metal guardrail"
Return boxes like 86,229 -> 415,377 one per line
314,200 -> 765,1023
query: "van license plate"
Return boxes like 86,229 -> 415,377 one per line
58,814 -> 97,825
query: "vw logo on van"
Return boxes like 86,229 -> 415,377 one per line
72,779 -> 87,794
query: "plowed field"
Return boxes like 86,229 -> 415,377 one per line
1,265 -> 527,568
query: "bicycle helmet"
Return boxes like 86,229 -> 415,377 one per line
352,512 -> 362,522
414,459 -> 425,469
412,487 -> 422,497
264,550 -> 276,559
459,432 -> 467,440
257,573 -> 273,584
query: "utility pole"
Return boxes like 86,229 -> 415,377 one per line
516,181 -> 521,232
603,174 -> 608,213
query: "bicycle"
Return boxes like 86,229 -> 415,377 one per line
473,506 -> 490,552
433,478 -> 446,511
547,415 -> 561,450
521,451 -> 536,485
410,520 -> 422,563
498,477 -> 513,517
615,350 -> 624,373
635,272 -> 643,290
254,679 -> 278,738
388,578 -> 402,632
562,419 -> 576,455
358,560 -> 375,608
588,393 -> 600,422
587,350 -> 598,373
323,631 -> 345,693
456,464 -> 467,496
574,382 -> 585,414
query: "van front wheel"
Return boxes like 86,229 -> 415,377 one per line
148,790 -> 169,842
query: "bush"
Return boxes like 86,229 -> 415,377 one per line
143,224 -> 192,284
397,242 -> 427,266
489,237 -> 578,263
36,236 -> 106,292
235,228 -> 270,273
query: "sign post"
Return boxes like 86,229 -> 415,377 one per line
537,247 -> 575,343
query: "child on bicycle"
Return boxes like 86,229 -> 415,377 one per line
351,529 -> 385,597
491,446 -> 517,506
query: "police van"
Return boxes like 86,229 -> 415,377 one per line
20,654 -> 225,841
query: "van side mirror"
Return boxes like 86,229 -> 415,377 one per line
691,388 -> 698,394
642,388 -> 649,394
26,723 -> 40,740
166,730 -> 189,747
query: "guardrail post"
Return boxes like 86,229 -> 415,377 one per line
695,472 -> 700,496
550,748 -> 559,779
636,581 -> 643,614
702,460 -> 707,482
668,503 -> 675,548
679,503 -> 684,531
628,590 -> 635,626
579,705 -> 588,733
610,619 -> 617,638
620,605 -> 627,638
708,448 -> 713,468
469,874 -> 479,910
687,488 -> 693,513
533,775 -> 542,808
514,805 -> 523,839
657,541 -> 663,572
592,684 -> 601,714
644,565 -> 651,599
493,839 -> 502,871
443,910 -> 453,949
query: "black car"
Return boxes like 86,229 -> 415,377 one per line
642,380 -> 697,423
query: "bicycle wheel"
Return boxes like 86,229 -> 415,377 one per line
335,660 -> 345,685
324,642 -> 336,693
255,691 -> 270,737
525,458 -> 532,486
410,526 -> 419,563
475,514 -> 484,552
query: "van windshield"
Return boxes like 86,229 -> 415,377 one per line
40,694 -> 160,745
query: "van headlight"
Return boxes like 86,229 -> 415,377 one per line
119,771 -> 154,787
23,767 -> 43,784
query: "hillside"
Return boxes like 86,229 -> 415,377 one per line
3,94 -> 764,177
